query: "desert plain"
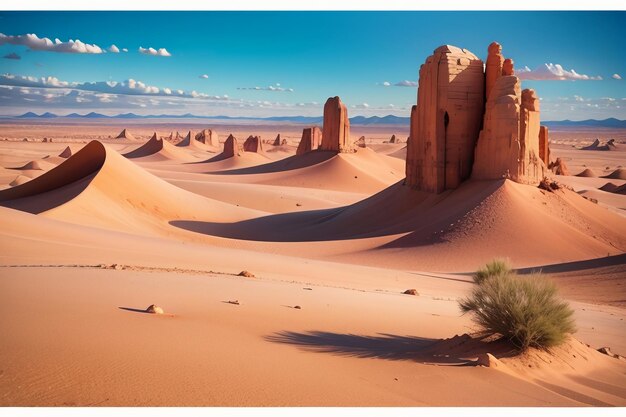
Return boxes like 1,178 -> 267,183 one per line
0,113 -> 625,406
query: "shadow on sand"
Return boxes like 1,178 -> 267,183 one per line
118,306 -> 151,314
264,330 -> 518,365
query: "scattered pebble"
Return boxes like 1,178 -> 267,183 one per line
403,289 -> 419,296
293,305 -> 302,309
303,288 -> 313,291
226,300 -> 240,305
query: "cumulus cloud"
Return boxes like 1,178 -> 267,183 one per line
108,44 -> 120,53
237,83 -> 294,92
199,74 -> 209,79
122,48 -> 128,53
0,32 -> 104,54
3,52 -> 20,60
138,46 -> 172,57
394,80 -> 418,87
0,73 -> 228,100
517,63 -> 602,81
613,74 -> 622,80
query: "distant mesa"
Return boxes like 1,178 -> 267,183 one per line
115,129 -> 137,141
320,96 -> 352,153
548,158 -> 570,176
296,126 -> 322,156
406,42 -> 551,193
575,168 -> 597,178
243,135 -> 264,153
223,134 -> 243,158
195,129 -> 219,147
58,146 -> 73,158
355,136 -> 367,148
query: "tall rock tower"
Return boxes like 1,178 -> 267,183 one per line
405,45 -> 485,193
320,96 -> 352,152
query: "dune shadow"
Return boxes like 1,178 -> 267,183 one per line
118,306 -> 150,314
264,331 -> 517,365
203,150 -> 337,175
515,253 -> 626,275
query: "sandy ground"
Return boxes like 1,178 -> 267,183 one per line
0,122 -> 625,406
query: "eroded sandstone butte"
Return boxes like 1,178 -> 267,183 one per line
243,135 -> 264,153
405,45 -> 485,193
195,129 -> 219,147
223,134 -> 242,157
320,96 -> 352,153
296,127 -> 322,156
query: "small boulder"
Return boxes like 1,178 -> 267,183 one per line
403,289 -> 419,296
238,270 -> 255,278
146,304 -> 164,314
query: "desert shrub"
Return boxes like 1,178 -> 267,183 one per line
473,259 -> 511,284
459,269 -> 576,350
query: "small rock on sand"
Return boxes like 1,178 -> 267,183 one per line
146,304 -> 164,314
403,289 -> 419,296
294,305 -> 302,309
238,270 -> 255,278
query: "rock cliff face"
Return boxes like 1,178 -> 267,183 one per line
223,134 -> 242,158
243,135 -> 264,153
405,45 -> 485,193
320,96 -> 352,152
195,129 -> 219,147
539,126 -> 550,164
472,74 -> 546,184
296,127 -> 322,156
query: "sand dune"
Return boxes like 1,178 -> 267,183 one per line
603,168 -> 626,180
601,182 -> 626,195
0,140 -> 263,235
122,132 -> 201,162
575,168 -> 597,177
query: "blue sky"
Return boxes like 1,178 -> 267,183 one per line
1,11 -> 624,120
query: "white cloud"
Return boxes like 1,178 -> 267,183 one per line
0,32 -> 104,54
138,46 -> 171,57
394,80 -> 418,87
199,74 -> 209,79
108,44 -> 120,53
382,81 -> 391,87
517,63 -> 602,81
237,83 -> 294,92
122,48 -> 128,53
613,73 -> 622,80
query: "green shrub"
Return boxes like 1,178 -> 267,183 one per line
473,258 -> 511,284
459,268 -> 576,350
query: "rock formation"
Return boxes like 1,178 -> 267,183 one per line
485,42 -> 504,101
355,136 -> 366,148
539,126 -> 550,164
195,129 -> 219,147
389,134 -> 397,143
405,45 -> 485,193
320,96 -> 352,152
502,58 -> 514,76
272,134 -> 282,146
549,158 -> 570,176
296,127 -> 322,156
472,75 -> 546,184
223,134 -> 242,158
243,135 -> 264,153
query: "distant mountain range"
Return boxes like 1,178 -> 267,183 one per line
12,112 -> 410,125
10,112 -> 626,128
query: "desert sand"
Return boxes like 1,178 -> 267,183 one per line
0,119 -> 624,406
1,41 -> 625,406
